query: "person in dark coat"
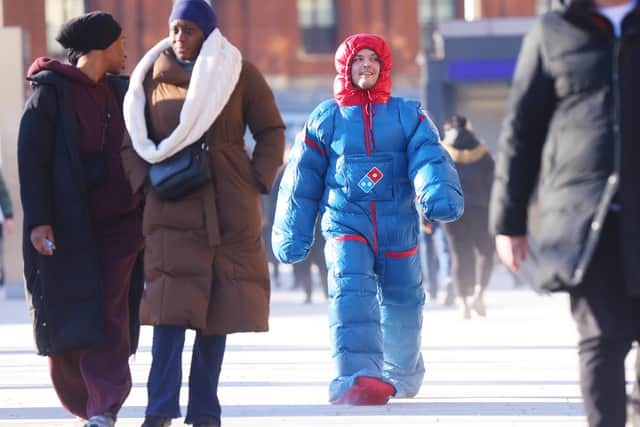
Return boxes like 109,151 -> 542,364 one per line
0,169 -> 14,287
17,11 -> 144,427
440,115 -> 495,319
420,219 -> 453,305
490,1 -> 640,425
293,222 -> 328,303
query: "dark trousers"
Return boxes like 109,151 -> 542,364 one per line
48,240 -> 140,419
146,326 -> 226,426
292,225 -> 328,302
442,205 -> 494,298
421,223 -> 451,300
293,232 -> 328,302
569,214 -> 640,427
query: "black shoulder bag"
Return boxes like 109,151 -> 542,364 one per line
148,133 -> 211,201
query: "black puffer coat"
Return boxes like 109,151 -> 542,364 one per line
18,69 -> 144,356
490,1 -> 640,293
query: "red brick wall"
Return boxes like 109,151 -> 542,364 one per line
217,0 -> 420,80
481,0 -> 536,18
3,0 -> 47,60
87,0 -> 173,73
4,0 -> 539,80
218,0 -> 305,77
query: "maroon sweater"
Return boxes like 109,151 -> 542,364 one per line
28,58 -> 142,250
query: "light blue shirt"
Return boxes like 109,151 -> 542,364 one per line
598,0 -> 637,37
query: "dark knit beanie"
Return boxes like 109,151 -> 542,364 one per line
445,114 -> 468,130
56,11 -> 122,64
169,0 -> 217,38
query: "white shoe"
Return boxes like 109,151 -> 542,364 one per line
457,297 -> 471,319
86,413 -> 115,427
472,296 -> 486,317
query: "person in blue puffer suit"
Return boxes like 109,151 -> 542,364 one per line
272,33 -> 464,405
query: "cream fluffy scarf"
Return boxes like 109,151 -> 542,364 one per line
123,29 -> 242,164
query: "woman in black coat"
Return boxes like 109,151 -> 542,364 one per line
440,115 -> 495,319
17,13 -> 144,427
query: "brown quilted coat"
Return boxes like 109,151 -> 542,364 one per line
121,49 -> 285,334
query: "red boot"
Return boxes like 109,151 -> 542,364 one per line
331,376 -> 395,405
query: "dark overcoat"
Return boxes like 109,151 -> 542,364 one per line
18,71 -> 144,356
490,2 -> 640,293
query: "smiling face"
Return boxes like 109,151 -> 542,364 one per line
350,48 -> 381,90
170,19 -> 205,61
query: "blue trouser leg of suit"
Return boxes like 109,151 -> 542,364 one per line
326,237 -> 383,401
378,247 -> 425,397
146,325 -> 226,425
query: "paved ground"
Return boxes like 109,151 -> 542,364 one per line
0,268 -> 637,426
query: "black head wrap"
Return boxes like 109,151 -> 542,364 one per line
56,11 -> 122,65
443,114 -> 480,150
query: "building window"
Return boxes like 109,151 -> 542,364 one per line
536,0 -> 553,14
419,0 -> 456,53
298,0 -> 336,54
45,0 -> 86,54
419,0 -> 457,22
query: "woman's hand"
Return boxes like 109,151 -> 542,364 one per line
495,234 -> 528,272
31,225 -> 56,256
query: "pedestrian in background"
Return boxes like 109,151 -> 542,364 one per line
293,223 -> 328,304
265,145 -> 328,302
261,160 -> 285,288
490,0 -> 640,425
440,115 -> 495,319
18,12 -> 144,427
0,169 -> 14,288
272,33 -> 463,405
121,0 -> 285,426
420,219 -> 453,305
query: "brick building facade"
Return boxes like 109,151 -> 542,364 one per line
2,0 -> 547,86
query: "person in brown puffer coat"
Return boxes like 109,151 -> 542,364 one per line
120,1 -> 285,425
440,115 -> 495,319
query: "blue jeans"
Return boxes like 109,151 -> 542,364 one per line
146,326 -> 226,425
420,223 -> 451,298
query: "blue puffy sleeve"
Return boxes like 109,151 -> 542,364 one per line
401,101 -> 464,222
271,102 -> 332,263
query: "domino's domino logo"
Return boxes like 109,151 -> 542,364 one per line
358,167 -> 384,193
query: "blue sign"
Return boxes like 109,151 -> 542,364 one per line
447,59 -> 517,82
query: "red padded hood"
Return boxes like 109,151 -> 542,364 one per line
333,33 -> 392,106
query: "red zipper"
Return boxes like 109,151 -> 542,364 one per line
362,90 -> 378,253
361,105 -> 372,156
370,200 -> 378,253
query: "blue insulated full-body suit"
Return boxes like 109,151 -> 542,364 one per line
272,34 -> 464,401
